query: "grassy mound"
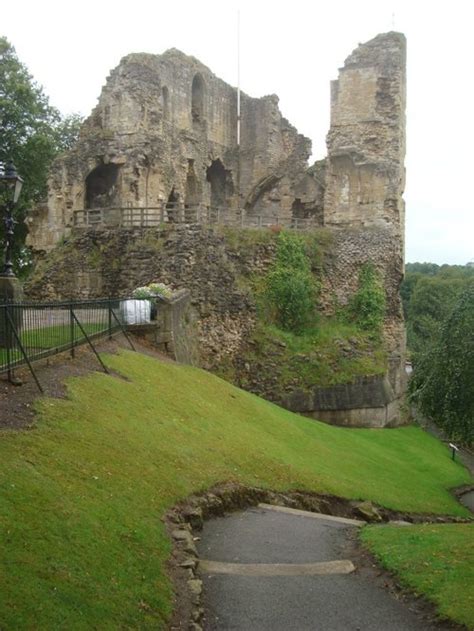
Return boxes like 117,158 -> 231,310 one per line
0,350 -> 471,628
362,523 -> 474,628
228,319 -> 386,396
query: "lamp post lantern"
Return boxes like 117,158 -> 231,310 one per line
0,161 -> 24,278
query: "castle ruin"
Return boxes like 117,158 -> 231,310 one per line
26,32 -> 407,427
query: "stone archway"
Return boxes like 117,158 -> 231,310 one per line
85,163 -> 120,209
206,159 -> 233,209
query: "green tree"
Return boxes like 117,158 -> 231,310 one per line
407,276 -> 463,354
264,231 -> 316,332
0,36 -> 82,272
410,283 -> 474,444
402,263 -> 474,356
400,270 -> 421,318
348,263 -> 386,335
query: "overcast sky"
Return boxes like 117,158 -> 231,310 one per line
3,0 -> 473,264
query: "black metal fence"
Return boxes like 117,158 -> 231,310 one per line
0,297 -> 154,391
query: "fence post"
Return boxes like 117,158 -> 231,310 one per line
108,300 -> 113,340
70,303 -> 75,358
5,305 -> 12,383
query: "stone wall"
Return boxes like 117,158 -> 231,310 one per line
25,225 -> 271,371
26,50 -> 314,253
130,289 -> 199,365
282,375 -> 404,428
25,222 -> 406,425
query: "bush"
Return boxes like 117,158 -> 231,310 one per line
263,232 -> 316,332
132,282 -> 171,299
349,263 -> 386,334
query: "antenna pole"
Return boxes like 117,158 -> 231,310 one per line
237,9 -> 241,147
236,9 -> 242,215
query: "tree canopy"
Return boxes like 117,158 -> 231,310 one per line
410,283 -> 474,444
402,262 -> 474,356
0,36 -> 82,272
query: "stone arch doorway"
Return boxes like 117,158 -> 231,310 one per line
85,163 -> 120,209
206,159 -> 234,209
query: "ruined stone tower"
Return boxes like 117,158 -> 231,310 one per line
26,32 -> 407,427
324,32 -> 406,242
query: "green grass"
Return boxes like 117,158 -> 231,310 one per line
0,323 -> 106,364
21,323 -> 105,349
232,319 -> 386,392
0,349 -> 471,628
361,523 -> 474,628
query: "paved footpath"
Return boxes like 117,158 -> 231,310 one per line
197,504 -> 449,631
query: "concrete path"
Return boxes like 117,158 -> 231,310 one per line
197,504 -> 445,630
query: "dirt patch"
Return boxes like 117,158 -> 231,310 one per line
0,334 -> 171,431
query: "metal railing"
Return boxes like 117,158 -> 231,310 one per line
72,205 -> 318,231
0,298 -> 159,391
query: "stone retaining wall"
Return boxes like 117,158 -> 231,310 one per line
26,223 -> 405,426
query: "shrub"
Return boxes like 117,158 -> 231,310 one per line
349,263 -> 386,334
132,282 -> 171,299
263,232 -> 316,332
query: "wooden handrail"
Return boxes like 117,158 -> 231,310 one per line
72,206 -> 316,231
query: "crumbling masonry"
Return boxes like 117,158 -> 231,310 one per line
26,32 -> 407,426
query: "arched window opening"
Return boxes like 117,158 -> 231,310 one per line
206,159 -> 234,208
85,163 -> 120,209
291,198 -> 306,219
161,86 -> 169,119
191,74 -> 205,123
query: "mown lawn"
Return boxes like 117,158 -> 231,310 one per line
0,349 -> 471,628
361,523 -> 474,628
0,323 -> 104,365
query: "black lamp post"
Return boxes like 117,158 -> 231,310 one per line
0,161 -> 24,277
